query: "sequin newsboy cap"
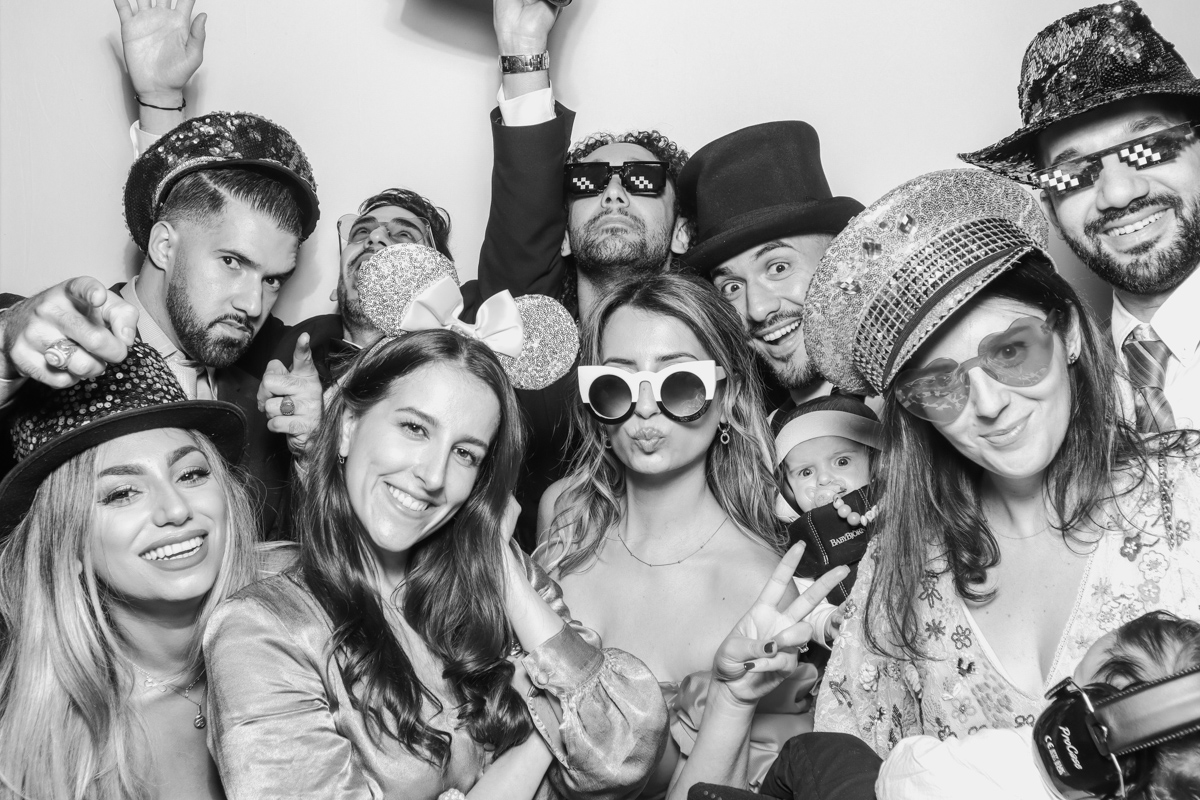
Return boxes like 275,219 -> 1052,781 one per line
0,340 -> 246,536
960,1 -> 1200,183
124,111 -> 320,252
803,169 -> 1051,396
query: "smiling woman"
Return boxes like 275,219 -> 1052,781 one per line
0,341 -> 258,800
202,329 -> 667,800
802,168 -> 1200,756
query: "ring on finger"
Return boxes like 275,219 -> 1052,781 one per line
44,338 -> 79,370
280,398 -> 296,416
796,643 -> 810,655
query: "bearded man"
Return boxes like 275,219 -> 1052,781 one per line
0,112 -> 319,535
962,1 -> 1200,432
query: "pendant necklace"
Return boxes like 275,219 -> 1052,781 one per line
618,514 -> 729,567
132,663 -> 207,729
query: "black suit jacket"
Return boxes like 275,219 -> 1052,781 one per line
478,104 -> 577,551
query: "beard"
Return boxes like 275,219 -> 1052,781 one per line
570,210 -> 673,287
1061,192 -> 1200,295
337,268 -> 373,335
166,264 -> 253,369
749,311 -> 819,391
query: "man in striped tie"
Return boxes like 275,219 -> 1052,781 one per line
961,2 -> 1200,433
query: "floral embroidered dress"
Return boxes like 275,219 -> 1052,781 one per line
814,452 -> 1200,757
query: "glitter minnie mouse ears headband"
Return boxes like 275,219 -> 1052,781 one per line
357,243 -> 579,390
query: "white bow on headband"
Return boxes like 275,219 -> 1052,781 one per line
400,276 -> 524,359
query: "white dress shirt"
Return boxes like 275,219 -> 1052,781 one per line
1111,265 -> 1200,431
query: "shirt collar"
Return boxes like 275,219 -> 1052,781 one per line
1110,266 -> 1200,360
120,278 -> 182,360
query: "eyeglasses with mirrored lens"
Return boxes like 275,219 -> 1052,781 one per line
1031,122 -> 1197,197
892,312 -> 1060,423
578,361 -> 727,424
337,213 -> 433,247
564,161 -> 670,198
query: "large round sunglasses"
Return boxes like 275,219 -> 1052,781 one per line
578,361 -> 727,424
893,311 -> 1060,423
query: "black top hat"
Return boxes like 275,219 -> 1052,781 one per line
124,111 -> 321,252
0,341 -> 246,536
677,121 -> 864,274
960,1 -> 1200,184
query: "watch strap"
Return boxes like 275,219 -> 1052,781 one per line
500,52 -> 550,74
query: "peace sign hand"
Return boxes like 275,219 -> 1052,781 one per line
713,542 -> 849,707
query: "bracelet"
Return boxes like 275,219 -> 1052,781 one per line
500,52 -> 550,75
135,95 -> 186,112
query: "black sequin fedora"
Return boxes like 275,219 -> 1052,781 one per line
678,121 -> 864,275
0,341 -> 246,536
960,1 -> 1200,184
124,111 -> 320,252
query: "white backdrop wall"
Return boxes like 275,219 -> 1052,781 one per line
3,0 -> 1198,323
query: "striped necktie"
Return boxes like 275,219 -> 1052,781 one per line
1122,324 -> 1175,434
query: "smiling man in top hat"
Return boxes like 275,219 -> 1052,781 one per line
962,1 -> 1200,433
677,122 -> 864,411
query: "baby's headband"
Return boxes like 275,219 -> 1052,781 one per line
773,410 -> 882,468
358,244 -> 579,390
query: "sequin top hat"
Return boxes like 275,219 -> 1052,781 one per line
803,169 -> 1051,396
0,340 -> 246,535
677,121 -> 864,274
960,1 -> 1200,184
357,243 -> 580,390
124,111 -> 320,252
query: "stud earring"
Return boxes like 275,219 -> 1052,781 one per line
719,422 -> 731,446
1067,351 -> 1079,364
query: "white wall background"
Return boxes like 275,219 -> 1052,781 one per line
3,0 -> 1198,323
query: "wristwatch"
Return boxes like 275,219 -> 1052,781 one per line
500,52 -> 550,75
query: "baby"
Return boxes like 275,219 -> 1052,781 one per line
772,395 -> 882,607
877,610 -> 1200,799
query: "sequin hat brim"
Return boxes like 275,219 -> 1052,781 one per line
959,80 -> 1200,184
0,400 -> 246,537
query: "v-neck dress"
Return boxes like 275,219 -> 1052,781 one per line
814,452 -> 1200,757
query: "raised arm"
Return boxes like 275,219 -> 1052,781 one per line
113,0 -> 206,138
666,544 -> 849,800
476,0 -> 576,303
500,499 -> 668,800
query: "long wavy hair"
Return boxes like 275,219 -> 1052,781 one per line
542,272 -> 784,577
0,431 -> 258,800
864,254 -> 1150,660
297,330 -> 533,766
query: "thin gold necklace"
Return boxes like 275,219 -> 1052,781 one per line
132,663 -> 207,729
617,515 -> 729,567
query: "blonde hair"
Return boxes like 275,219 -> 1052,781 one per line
541,273 -> 784,577
0,430 -> 258,800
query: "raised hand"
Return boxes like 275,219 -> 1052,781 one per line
258,334 -> 323,459
1,277 -> 138,389
712,542 -> 849,706
113,0 -> 207,106
494,0 -> 560,55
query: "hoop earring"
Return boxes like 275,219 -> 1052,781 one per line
602,434 -> 612,450
338,454 -> 346,465
719,423 -> 731,446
